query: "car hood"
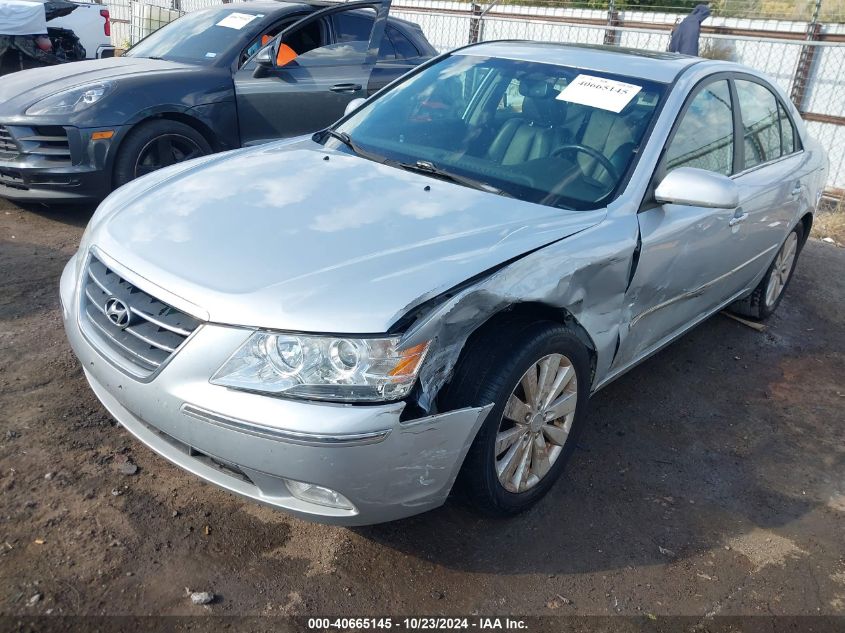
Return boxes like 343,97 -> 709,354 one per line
87,140 -> 606,333
0,57 -> 200,114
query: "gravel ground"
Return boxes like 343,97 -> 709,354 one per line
1,198 -> 843,622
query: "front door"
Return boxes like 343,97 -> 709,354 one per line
234,0 -> 391,146
614,77 -> 747,370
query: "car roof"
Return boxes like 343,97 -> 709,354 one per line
208,1 -> 421,28
204,1 -> 329,15
454,41 -> 705,83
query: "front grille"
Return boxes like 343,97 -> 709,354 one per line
18,126 -> 71,162
81,254 -> 201,376
0,125 -> 19,157
0,125 -> 71,163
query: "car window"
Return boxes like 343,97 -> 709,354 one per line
735,79 -> 789,170
665,79 -> 734,177
295,40 -> 369,67
283,20 -> 324,57
241,17 -> 299,67
779,101 -> 797,155
281,8 -> 374,67
334,55 -> 665,211
378,32 -> 396,60
388,26 -> 419,59
332,11 -> 374,43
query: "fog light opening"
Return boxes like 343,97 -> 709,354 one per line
283,478 -> 355,511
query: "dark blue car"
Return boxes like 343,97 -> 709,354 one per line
0,0 -> 435,202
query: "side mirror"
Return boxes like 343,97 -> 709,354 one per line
252,45 -> 274,78
654,167 -> 739,209
344,97 -> 367,117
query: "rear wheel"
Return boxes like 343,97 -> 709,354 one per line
729,223 -> 803,320
113,120 -> 212,188
441,318 -> 591,516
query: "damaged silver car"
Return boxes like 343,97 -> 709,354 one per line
61,42 -> 827,525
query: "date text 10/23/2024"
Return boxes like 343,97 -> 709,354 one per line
307,618 -> 529,630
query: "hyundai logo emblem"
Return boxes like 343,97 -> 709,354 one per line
104,297 -> 131,328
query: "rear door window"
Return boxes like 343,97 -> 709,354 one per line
387,26 -> 420,59
779,101 -> 797,155
735,79 -> 785,170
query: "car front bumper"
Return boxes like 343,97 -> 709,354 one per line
0,123 -> 127,202
60,253 -> 491,525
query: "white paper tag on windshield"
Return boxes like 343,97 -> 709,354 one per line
216,12 -> 260,30
556,74 -> 642,113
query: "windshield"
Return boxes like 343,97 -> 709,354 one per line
124,8 -> 264,64
334,54 -> 666,211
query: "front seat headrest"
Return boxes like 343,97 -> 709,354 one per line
519,77 -> 555,99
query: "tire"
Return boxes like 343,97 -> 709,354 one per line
729,223 -> 804,321
441,317 -> 591,517
113,119 -> 212,188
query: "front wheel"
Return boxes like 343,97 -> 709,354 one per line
113,119 -> 212,188
441,319 -> 591,516
729,223 -> 804,320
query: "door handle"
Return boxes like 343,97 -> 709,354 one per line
330,83 -> 362,93
790,183 -> 802,196
729,212 -> 749,227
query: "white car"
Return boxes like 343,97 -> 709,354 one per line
40,0 -> 113,58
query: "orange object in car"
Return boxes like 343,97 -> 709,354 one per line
261,34 -> 272,46
276,43 -> 297,67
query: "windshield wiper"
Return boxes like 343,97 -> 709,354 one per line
397,160 -> 513,197
322,129 -> 389,164
324,129 -> 357,151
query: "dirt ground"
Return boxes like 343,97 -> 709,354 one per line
813,207 -> 845,247
813,196 -> 845,247
1,198 -> 844,623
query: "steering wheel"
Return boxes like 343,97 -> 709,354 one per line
551,144 -> 620,185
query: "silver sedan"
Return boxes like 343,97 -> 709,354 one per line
61,42 -> 827,524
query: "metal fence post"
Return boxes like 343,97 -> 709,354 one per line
468,3 -> 483,44
790,0 -> 823,111
604,0 -> 620,46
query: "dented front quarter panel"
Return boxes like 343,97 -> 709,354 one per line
401,209 -> 641,411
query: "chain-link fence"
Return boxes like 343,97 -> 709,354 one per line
103,0 -> 845,196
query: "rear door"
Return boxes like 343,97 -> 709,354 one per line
729,76 -> 809,288
367,24 -> 429,95
234,0 -> 391,146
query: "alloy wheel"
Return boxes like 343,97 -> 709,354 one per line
134,134 -> 204,178
765,232 -> 798,308
494,353 -> 578,493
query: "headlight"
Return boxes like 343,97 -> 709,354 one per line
26,82 -> 113,116
210,332 -> 430,403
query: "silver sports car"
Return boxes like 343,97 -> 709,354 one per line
61,42 -> 828,525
